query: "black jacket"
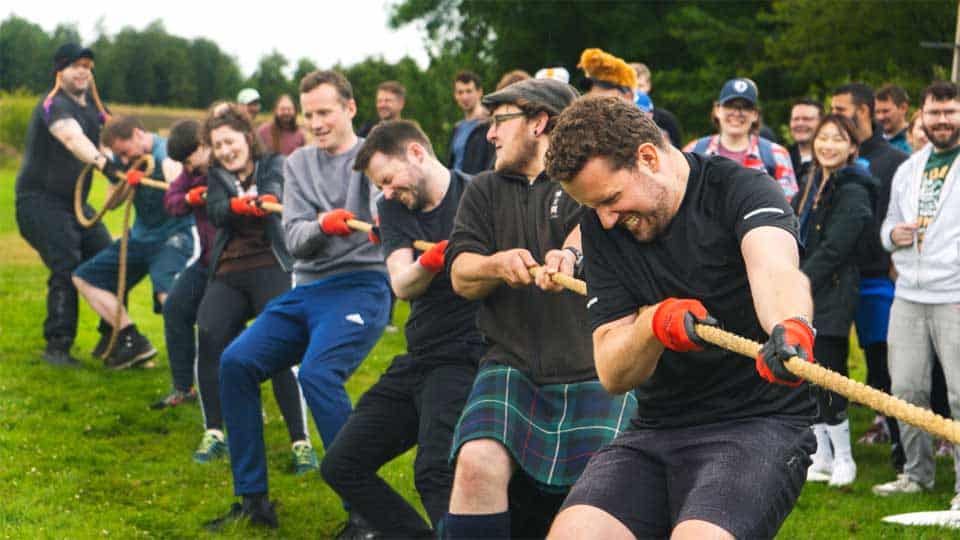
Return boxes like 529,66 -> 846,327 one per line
858,130 -> 909,277
446,120 -> 495,175
793,165 -> 876,336
788,143 -> 814,187
652,107 -> 683,148
206,153 -> 293,277
446,170 -> 593,384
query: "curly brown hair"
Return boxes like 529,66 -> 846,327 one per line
546,96 -> 665,183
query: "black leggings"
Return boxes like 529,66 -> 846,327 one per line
196,264 -> 306,441
815,335 -> 850,425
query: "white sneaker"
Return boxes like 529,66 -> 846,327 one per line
807,459 -> 832,482
951,493 -> 960,511
872,474 -> 930,496
829,456 -> 857,487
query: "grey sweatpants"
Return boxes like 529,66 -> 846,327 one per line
887,297 -> 960,491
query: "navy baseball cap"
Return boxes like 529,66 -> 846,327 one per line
53,43 -> 94,72
718,78 -> 758,105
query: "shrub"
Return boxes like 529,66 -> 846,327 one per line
0,89 -> 37,154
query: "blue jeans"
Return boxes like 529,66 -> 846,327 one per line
220,271 -> 390,496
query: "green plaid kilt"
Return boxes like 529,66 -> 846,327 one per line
450,362 -> 638,489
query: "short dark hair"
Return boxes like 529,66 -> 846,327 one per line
299,69 -> 354,102
920,81 -> 959,107
167,120 -> 201,163
546,96 -> 665,183
353,120 -> 434,172
201,103 -> 264,164
495,70 -> 531,91
101,115 -> 145,147
377,80 -> 406,100
454,70 -> 482,89
832,82 -> 875,118
792,97 -> 824,116
876,84 -> 909,107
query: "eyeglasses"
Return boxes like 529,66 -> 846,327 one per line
721,102 -> 756,113
491,112 -> 527,127
923,108 -> 960,119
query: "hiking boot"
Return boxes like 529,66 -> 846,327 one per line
203,495 -> 278,532
91,332 -> 110,359
872,473 -> 932,496
193,430 -> 228,463
291,441 -> 318,475
103,325 -> 156,370
43,341 -> 80,367
334,513 -> 381,540
151,387 -> 198,410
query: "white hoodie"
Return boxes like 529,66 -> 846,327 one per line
881,143 -> 960,303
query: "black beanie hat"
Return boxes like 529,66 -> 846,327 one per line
53,43 -> 94,72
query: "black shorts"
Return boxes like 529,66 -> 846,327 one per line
560,416 -> 814,539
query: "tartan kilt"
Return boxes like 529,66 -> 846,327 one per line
450,362 -> 638,489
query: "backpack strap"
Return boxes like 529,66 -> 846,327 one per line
757,137 -> 778,177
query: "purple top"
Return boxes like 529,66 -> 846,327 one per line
164,169 -> 214,267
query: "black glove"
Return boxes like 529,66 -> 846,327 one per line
99,158 -> 123,183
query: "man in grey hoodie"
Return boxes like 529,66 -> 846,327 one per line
206,70 -> 390,531
874,81 -> 960,510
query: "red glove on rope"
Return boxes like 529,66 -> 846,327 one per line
650,298 -> 717,352
319,208 -> 355,236
756,318 -> 816,387
368,216 -> 381,244
230,194 -> 257,215
418,240 -> 448,274
250,194 -> 277,218
185,186 -> 207,206
126,169 -> 144,186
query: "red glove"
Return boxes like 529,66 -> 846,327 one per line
368,216 -> 381,244
418,240 -> 448,273
230,194 -> 257,215
185,186 -> 207,206
250,194 -> 278,217
126,169 -> 145,186
756,318 -> 816,387
319,208 -> 355,236
650,298 -> 717,352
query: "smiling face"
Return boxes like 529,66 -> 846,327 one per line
365,149 -> 428,211
375,90 -> 404,121
209,125 -> 251,173
60,59 -> 93,96
875,98 -> 908,136
715,98 -> 758,138
813,120 -> 856,172
921,95 -> 960,151
301,83 -> 356,154
790,104 -> 821,145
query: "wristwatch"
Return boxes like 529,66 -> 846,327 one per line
563,246 -> 584,276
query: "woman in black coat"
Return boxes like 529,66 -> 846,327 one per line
792,114 -> 876,488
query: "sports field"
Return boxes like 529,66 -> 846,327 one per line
1,166 -> 957,538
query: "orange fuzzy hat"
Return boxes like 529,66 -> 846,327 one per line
577,48 -> 636,92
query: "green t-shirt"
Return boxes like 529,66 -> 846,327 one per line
918,145 -> 960,249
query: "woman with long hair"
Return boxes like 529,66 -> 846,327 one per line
192,103 -> 316,473
793,114 -> 876,487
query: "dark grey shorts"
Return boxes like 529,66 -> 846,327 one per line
560,416 -> 815,539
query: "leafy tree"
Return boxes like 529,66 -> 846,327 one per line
0,16 -> 54,93
249,51 -> 291,111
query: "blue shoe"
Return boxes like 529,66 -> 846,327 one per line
292,441 -> 318,475
193,430 -> 227,463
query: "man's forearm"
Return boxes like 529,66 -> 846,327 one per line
752,265 -> 812,334
450,252 -> 503,300
388,251 -> 436,300
593,308 -> 663,394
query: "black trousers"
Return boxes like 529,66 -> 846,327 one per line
162,261 -> 207,392
15,193 -> 112,348
815,335 -> 850,425
321,352 -> 478,538
195,264 -> 306,441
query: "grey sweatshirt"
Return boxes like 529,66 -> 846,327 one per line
282,140 -> 386,285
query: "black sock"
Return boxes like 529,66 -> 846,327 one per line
441,511 -> 510,539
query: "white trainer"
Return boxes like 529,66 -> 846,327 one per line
950,493 -> 960,511
872,474 -> 930,496
829,456 -> 857,487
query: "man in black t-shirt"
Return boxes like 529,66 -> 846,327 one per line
15,43 -> 127,366
319,120 -> 483,538
544,97 -> 817,540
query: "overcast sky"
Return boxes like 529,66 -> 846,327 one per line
6,2 -> 431,76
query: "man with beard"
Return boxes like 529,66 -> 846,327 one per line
545,96 -> 816,540
320,120 -> 482,539
831,83 -> 908,464
447,71 -> 495,174
874,81 -> 960,510
787,98 -> 823,183
15,43 -> 126,366
256,94 -> 306,156
443,79 -> 637,539
876,84 -> 913,154
357,80 -> 406,137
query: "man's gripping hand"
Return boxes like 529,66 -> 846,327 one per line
651,298 -> 718,352
756,318 -> 815,387
492,249 -> 539,288
536,249 -> 575,293
319,208 -> 355,236
418,240 -> 448,273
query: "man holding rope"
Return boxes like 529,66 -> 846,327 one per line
443,79 -> 637,539
15,43 -> 123,366
544,96 -> 817,540
72,115 -> 195,369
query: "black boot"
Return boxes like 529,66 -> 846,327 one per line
43,339 -> 79,367
103,324 -> 156,370
204,493 -> 278,531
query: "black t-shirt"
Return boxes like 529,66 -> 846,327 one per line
583,153 -> 816,428
378,170 -> 483,358
16,90 -> 103,203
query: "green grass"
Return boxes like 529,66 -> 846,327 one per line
1,165 -> 959,538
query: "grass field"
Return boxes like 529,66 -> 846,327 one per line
1,165 -> 959,539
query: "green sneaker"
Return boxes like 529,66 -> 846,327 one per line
193,431 -> 227,464
292,441 -> 318,475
